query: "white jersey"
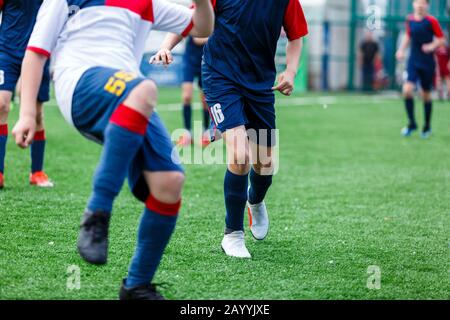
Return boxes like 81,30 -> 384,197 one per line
28,0 -> 193,125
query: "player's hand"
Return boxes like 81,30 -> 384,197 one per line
395,50 -> 405,61
272,70 -> 296,96
422,43 -> 435,54
12,115 -> 36,149
150,49 -> 173,66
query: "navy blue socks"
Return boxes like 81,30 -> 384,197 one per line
125,195 -> 181,288
248,168 -> 273,205
0,124 -> 7,174
87,104 -> 148,214
224,170 -> 249,232
30,130 -> 46,173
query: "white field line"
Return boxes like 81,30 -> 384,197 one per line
155,95 -> 397,112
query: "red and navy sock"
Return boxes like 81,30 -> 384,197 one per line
405,98 -> 417,129
87,104 -> 148,214
224,169 -> 249,233
30,130 -> 46,173
183,104 -> 192,131
0,124 -> 7,174
125,195 -> 180,288
424,101 -> 432,131
248,168 -> 273,205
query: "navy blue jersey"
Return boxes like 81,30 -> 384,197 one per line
0,0 -> 43,61
184,36 -> 205,69
406,15 -> 444,70
203,0 -> 308,91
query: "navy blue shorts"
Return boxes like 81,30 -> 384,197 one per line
407,64 -> 435,92
72,66 -> 183,203
202,63 -> 276,147
0,52 -> 50,102
183,60 -> 202,89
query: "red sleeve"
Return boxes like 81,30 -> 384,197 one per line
0,0 -> 4,10
426,16 -> 444,38
405,19 -> 411,36
283,0 -> 308,41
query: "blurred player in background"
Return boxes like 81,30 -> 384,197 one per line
396,0 -> 445,139
0,0 -> 53,189
178,36 -> 211,147
435,43 -> 450,101
13,0 -> 213,299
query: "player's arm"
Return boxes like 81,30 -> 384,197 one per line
13,52 -> 47,148
396,33 -> 410,61
151,33 -> 184,66
273,39 -> 303,96
151,0 -> 214,66
273,0 -> 308,96
12,0 -> 68,148
189,0 -> 214,38
422,16 -> 446,54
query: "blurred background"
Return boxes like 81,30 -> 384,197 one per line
141,0 -> 450,92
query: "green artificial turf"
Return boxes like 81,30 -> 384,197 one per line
0,89 -> 449,299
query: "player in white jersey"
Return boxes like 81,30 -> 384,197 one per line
13,0 -> 214,300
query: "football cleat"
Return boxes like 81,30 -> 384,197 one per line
221,231 -> 251,259
421,129 -> 432,139
0,172 -> 4,189
401,126 -> 417,137
30,171 -> 54,188
77,210 -> 110,265
247,199 -> 270,241
119,279 -> 165,300
176,132 -> 192,147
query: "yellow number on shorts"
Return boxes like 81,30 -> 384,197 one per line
104,71 -> 137,96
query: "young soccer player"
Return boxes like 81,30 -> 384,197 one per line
435,44 -> 450,100
13,0 -> 214,299
156,0 -> 308,258
179,36 -> 210,147
396,0 -> 445,139
0,0 -> 53,189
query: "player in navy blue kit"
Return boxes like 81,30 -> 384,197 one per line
179,36 -> 211,147
0,0 -> 53,188
396,0 -> 445,139
157,0 -> 308,258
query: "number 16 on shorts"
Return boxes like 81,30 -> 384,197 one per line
210,103 -> 225,125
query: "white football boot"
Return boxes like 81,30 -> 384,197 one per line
247,190 -> 269,240
221,231 -> 251,259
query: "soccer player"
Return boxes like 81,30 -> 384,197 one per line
435,43 -> 450,100
13,0 -> 214,299
396,0 -> 445,139
179,36 -> 210,147
0,0 -> 53,189
157,0 -> 308,258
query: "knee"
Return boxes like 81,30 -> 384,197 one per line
152,172 -> 185,202
182,93 -> 192,105
127,80 -> 158,116
229,163 -> 251,176
403,83 -> 414,98
35,110 -> 44,127
252,161 -> 274,176
0,97 -> 10,115
422,92 -> 432,102
228,149 -> 250,175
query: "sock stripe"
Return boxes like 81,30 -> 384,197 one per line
110,104 -> 148,135
0,124 -> 8,136
145,194 -> 181,217
34,130 -> 46,141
